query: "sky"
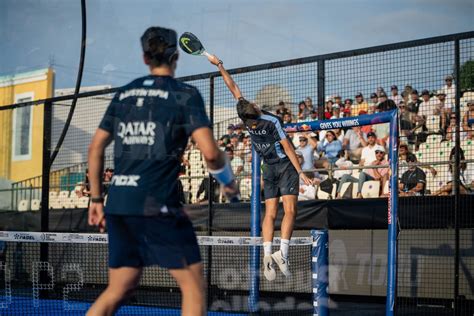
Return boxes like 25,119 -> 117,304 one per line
1,0 -> 473,89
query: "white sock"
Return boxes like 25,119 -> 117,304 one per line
263,242 -> 272,256
280,239 -> 290,259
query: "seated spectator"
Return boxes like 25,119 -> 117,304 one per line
225,147 -> 244,176
407,89 -> 421,114
310,110 -> 318,121
399,155 -> 426,196
317,130 -> 343,164
377,91 -> 397,112
103,168 -> 114,195
362,146 -> 389,196
233,123 -> 245,141
298,101 -> 309,121
351,92 -> 368,116
368,93 -> 378,114
276,101 -> 290,118
417,89 -> 436,118
298,172 -> 317,201
331,104 -> 343,119
462,100 -> 474,139
305,96 -> 314,114
446,114 -> 466,142
76,169 -> 90,198
336,144 -> 387,198
432,148 -> 473,195
399,102 -> 415,142
324,100 -> 333,119
390,85 -> 402,105
334,95 -> 343,109
442,75 -> 456,110
360,132 -> 379,166
344,98 -> 353,113
334,150 -> 353,181
196,177 -> 219,204
283,112 -> 293,124
343,126 -> 367,162
220,124 -> 235,145
297,134 -> 318,171
401,90 -> 410,105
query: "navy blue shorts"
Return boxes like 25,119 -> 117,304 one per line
262,159 -> 299,200
106,211 -> 201,269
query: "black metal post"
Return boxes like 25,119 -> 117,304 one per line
453,39 -> 461,316
207,76 -> 215,309
317,59 -> 325,120
39,100 -> 52,299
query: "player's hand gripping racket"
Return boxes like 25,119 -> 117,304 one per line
179,32 -> 212,58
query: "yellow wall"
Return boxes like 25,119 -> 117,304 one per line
0,68 -> 54,182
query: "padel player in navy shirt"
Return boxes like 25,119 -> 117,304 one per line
86,27 -> 238,316
207,54 -> 311,281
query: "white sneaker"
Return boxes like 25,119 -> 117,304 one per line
263,255 -> 276,281
272,250 -> 291,277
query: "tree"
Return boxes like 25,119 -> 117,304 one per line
459,60 -> 474,92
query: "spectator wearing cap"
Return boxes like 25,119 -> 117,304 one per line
220,124 -> 235,145
317,130 -> 343,164
376,87 -> 385,97
359,132 -> 379,167
435,90 -> 449,132
377,91 -> 397,112
331,104 -> 343,119
368,93 -> 379,114
362,146 -> 389,196
442,75 -> 456,110
297,133 -> 318,171
407,89 -> 421,114
276,101 -> 290,118
352,93 -> 368,116
334,95 -> 343,108
404,85 -> 413,101
225,147 -> 244,176
390,85 -> 402,105
234,123 -> 245,141
343,126 -> 368,162
399,154 -> 426,196
462,100 -> 474,139
417,89 -> 436,118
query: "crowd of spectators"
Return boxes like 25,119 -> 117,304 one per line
180,75 -> 473,202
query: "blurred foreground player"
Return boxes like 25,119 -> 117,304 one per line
86,27 -> 239,316
207,54 -> 311,281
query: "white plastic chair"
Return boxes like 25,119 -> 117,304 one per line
425,115 -> 440,132
77,197 -> 89,208
31,199 -> 41,211
361,181 -> 380,198
18,200 -> 30,211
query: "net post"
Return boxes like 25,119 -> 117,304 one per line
248,146 -> 261,313
386,109 -> 399,316
311,229 -> 329,316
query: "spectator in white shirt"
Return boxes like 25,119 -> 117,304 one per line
417,89 -> 436,118
343,126 -> 368,161
442,75 -> 456,111
298,172 -> 317,201
334,150 -> 353,180
390,85 -> 402,105
331,104 -> 343,119
360,132 -> 379,167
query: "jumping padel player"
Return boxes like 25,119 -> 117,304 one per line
86,27 -> 239,316
207,54 -> 311,281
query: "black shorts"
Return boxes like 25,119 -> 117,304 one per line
106,210 -> 201,269
262,159 -> 299,200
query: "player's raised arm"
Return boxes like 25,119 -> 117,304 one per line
207,54 -> 242,100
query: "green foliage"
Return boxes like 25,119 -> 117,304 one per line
460,60 -> 474,92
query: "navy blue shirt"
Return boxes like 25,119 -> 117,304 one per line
246,110 -> 289,164
99,75 -> 209,216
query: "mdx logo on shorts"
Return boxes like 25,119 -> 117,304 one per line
117,121 -> 156,145
111,175 -> 140,187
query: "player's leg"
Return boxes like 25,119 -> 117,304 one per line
262,197 -> 279,281
86,267 -> 142,316
169,262 -> 205,316
271,161 -> 299,277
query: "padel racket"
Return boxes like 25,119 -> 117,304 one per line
179,32 -> 211,57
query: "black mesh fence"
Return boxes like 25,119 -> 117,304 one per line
0,32 -> 474,315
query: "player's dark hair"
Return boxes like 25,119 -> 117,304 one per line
141,27 -> 178,67
236,98 -> 260,124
